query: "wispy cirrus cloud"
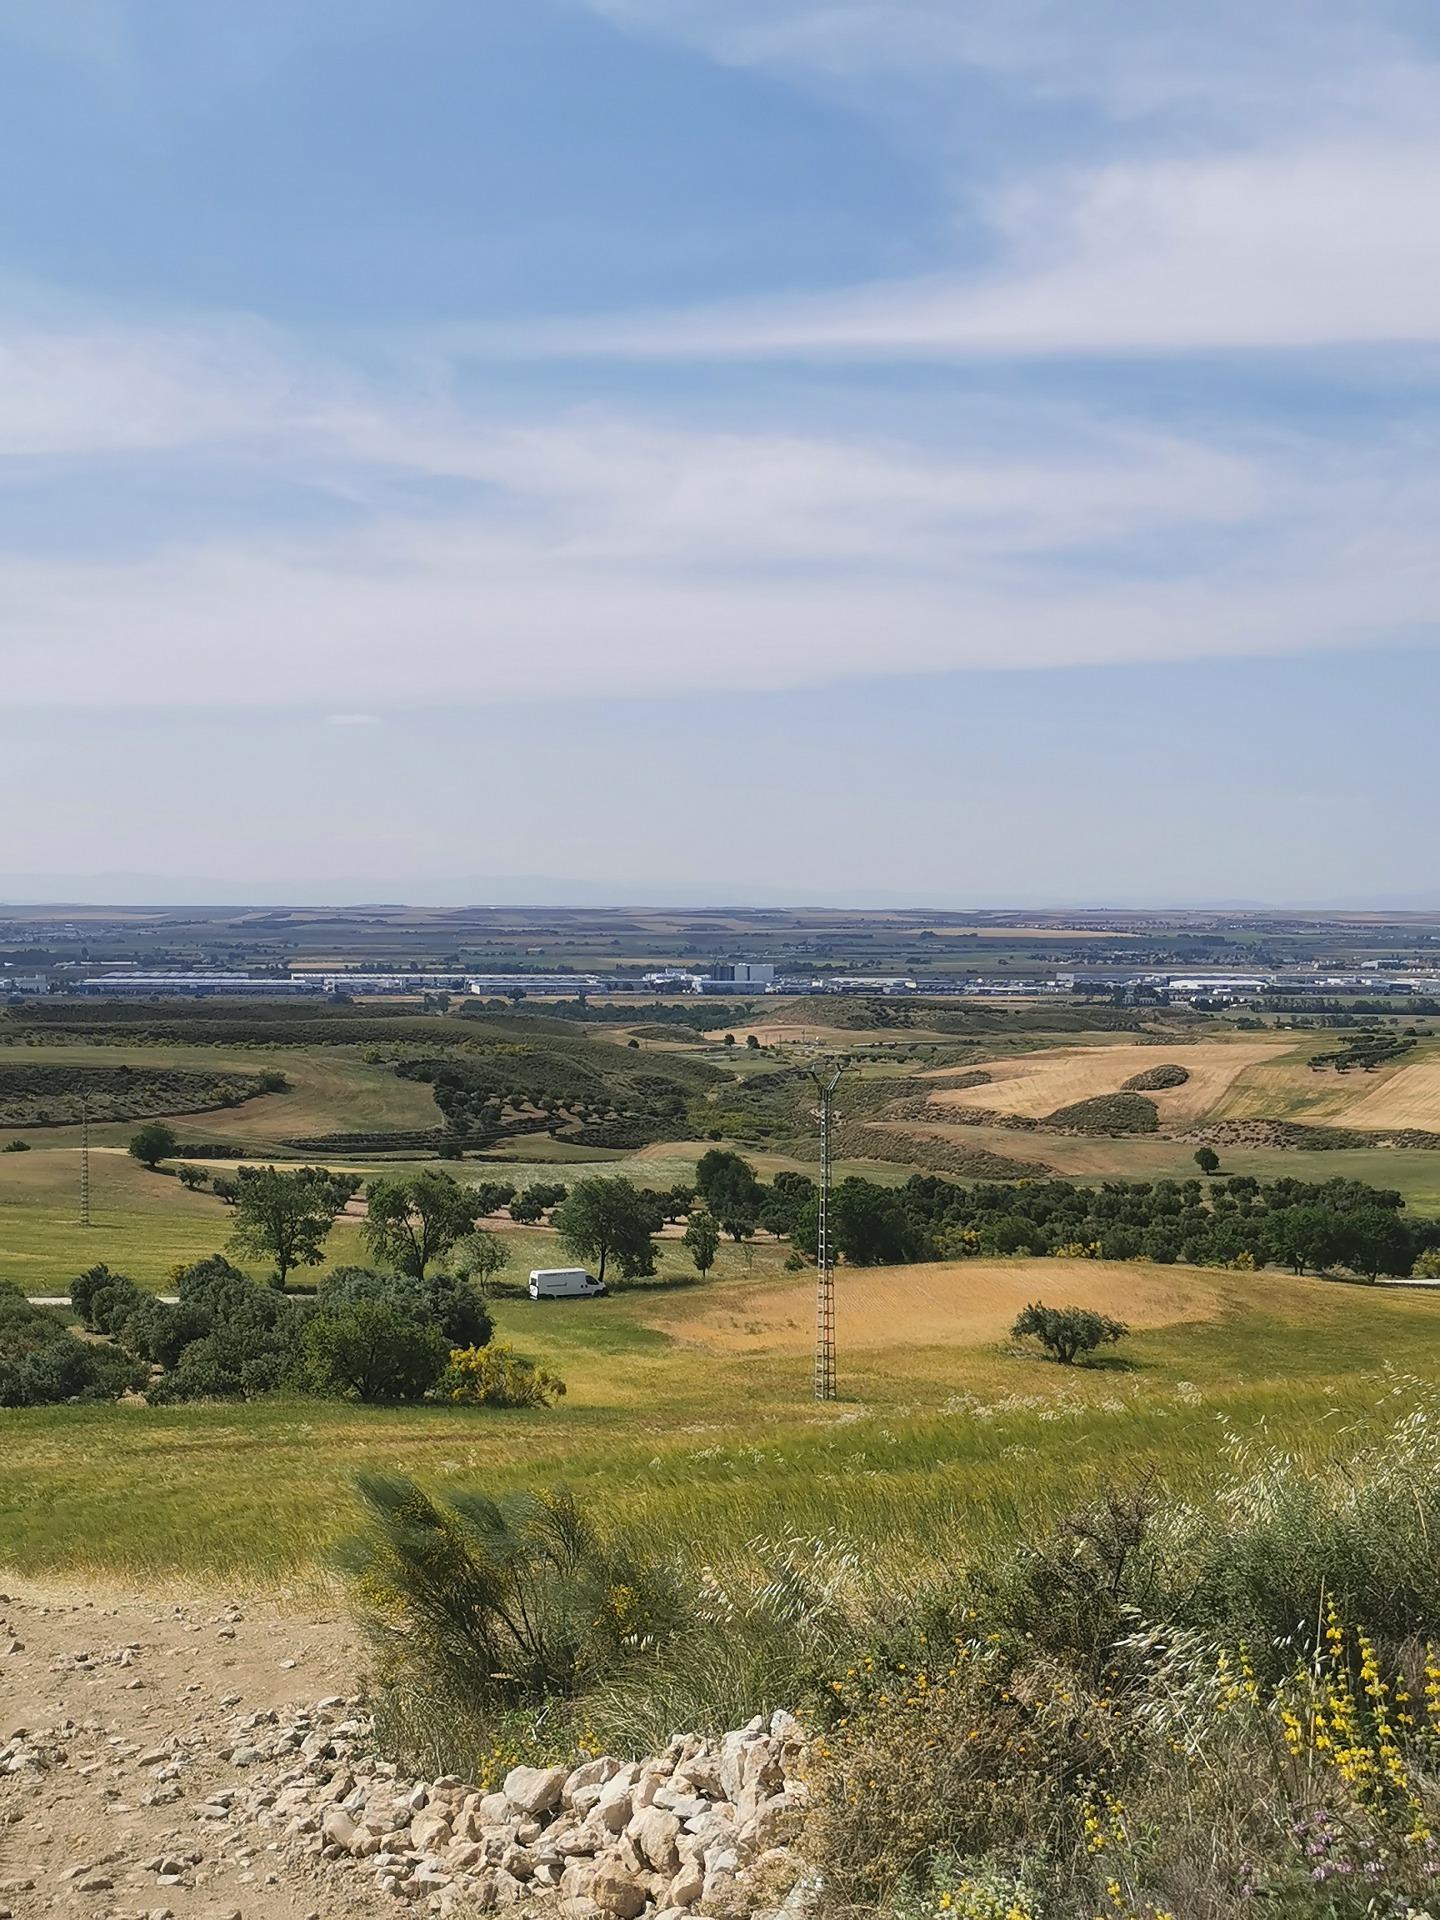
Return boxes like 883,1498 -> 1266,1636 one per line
456,137 -> 1440,364
3,309 -> 1440,709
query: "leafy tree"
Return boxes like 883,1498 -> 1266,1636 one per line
317,1265 -> 493,1348
452,1229 -> 510,1295
745,1033 -> 761,1050
228,1165 -> 357,1286
1264,1205 -> 1348,1276
509,1181 -> 568,1225
211,1173 -> 241,1207
552,1177 -> 656,1286
683,1208 -> 720,1275
1012,1302 -> 1129,1366
296,1300 -> 449,1402
758,1171 -> 817,1239
175,1163 -> 210,1192
363,1171 -> 483,1278
0,1292 -> 143,1407
1194,1147 -> 1221,1176
832,1178 -> 917,1267
694,1148 -> 763,1241
129,1121 -> 178,1170
1339,1206 -> 1416,1282
466,1181 -> 517,1220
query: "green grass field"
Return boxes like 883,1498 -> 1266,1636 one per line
4,1253 -> 1439,1583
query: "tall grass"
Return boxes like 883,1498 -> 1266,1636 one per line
346,1384 -> 1440,1916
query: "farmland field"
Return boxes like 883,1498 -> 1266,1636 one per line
3,1250 -> 1439,1583
921,1035 -> 1291,1124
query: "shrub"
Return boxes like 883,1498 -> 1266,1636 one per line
1122,1064 -> 1190,1092
1,1138 -> 29,1152
128,1120 -> 178,1168
440,1342 -> 567,1408
317,1265 -> 492,1348
344,1476 -> 680,1773
175,1163 -> 210,1191
1011,1302 -> 1128,1365
1045,1093 -> 1159,1134
296,1300 -> 449,1402
0,1292 -> 144,1406
142,1256 -> 295,1401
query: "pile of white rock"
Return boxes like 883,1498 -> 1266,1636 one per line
239,1697 -> 814,1917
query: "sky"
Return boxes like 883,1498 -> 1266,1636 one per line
5,0 -> 1440,907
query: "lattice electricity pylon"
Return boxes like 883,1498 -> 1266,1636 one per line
79,1098 -> 92,1229
810,1063 -> 846,1401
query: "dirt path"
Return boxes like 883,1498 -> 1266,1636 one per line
0,1582 -> 393,1920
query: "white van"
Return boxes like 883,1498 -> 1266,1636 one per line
528,1267 -> 607,1301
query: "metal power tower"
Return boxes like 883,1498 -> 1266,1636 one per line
79,1097 -> 92,1229
810,1062 -> 846,1401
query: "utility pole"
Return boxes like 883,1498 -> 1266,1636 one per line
79,1097 -> 92,1229
809,1062 -> 846,1401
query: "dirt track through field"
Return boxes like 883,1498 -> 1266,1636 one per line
661,1257 -> 1226,1356
0,1582 -> 384,1920
922,1039 -> 1289,1127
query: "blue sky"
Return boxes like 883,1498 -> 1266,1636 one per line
5,1 -> 1440,904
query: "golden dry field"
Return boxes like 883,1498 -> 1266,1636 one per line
922,1037 -> 1290,1125
657,1255 -> 1226,1357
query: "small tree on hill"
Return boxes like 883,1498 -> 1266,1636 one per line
129,1122 -> 178,1170
452,1227 -> 510,1295
175,1163 -> 210,1192
683,1208 -> 720,1276
297,1300 -> 449,1402
553,1177 -> 656,1286
228,1164 -> 358,1287
1012,1302 -> 1129,1366
1194,1147 -> 1221,1176
363,1171 -> 482,1279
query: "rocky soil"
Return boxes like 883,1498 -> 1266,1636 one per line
0,1586 -> 810,1920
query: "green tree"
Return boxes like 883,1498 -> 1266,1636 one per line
175,1163 -> 210,1191
1339,1206 -> 1416,1282
552,1177 -> 656,1286
297,1300 -> 449,1402
451,1228 -> 510,1294
832,1178 -> 917,1267
694,1148 -> 763,1241
362,1171 -> 483,1278
227,1165 -> 357,1286
1264,1205 -> 1348,1275
128,1121 -> 178,1170
683,1208 -> 720,1275
317,1265 -> 492,1347
1194,1147 -> 1221,1176
1012,1302 -> 1128,1366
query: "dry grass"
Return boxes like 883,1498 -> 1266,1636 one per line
1322,1054 -> 1440,1130
924,1038 -> 1289,1127
656,1255 -> 1228,1357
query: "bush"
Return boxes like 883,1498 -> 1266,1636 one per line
296,1300 -> 449,1402
128,1120 -> 178,1168
440,1342 -> 566,1407
1122,1064 -> 1190,1091
0,1292 -> 144,1406
142,1256 -> 295,1401
1045,1093 -> 1159,1134
344,1476 -> 680,1773
1011,1302 -> 1128,1365
1,1138 -> 29,1151
317,1266 -> 493,1348
175,1163 -> 210,1191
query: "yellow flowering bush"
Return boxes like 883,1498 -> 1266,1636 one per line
440,1341 -> 566,1407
